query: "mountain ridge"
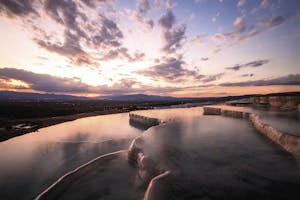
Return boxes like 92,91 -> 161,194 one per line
0,90 -> 299,102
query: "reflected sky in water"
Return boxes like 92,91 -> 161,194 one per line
0,106 -> 299,199
132,107 -> 203,122
137,112 -> 300,199
206,105 -> 300,136
0,113 -> 142,200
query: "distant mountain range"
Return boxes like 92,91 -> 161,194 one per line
0,90 -> 299,102
0,91 -> 178,101
101,94 -> 178,101
0,91 -> 88,101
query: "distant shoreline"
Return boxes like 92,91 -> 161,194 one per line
2,92 -> 299,142
0,101 -> 214,142
0,109 -> 128,142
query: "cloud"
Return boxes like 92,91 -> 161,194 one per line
201,73 -> 225,83
131,51 -> 146,62
0,68 -> 96,93
0,67 -> 151,95
38,4 -> 143,64
161,25 -> 186,53
159,9 -> 175,29
131,12 -> 154,29
233,15 -> 245,31
44,0 -> 87,38
137,56 -> 224,83
36,31 -> 94,65
244,59 -> 269,67
212,12 -> 297,53
262,16 -> 287,28
260,0 -> 269,8
195,0 -> 205,5
42,1 -> 124,55
220,74 -> 300,87
190,34 -> 207,46
131,0 -> 154,30
166,0 -> 174,10
211,12 -> 221,22
212,33 -> 225,42
138,56 -> 200,82
241,73 -> 254,77
100,47 -> 145,62
237,0 -> 246,7
136,0 -> 151,14
0,0 -> 145,65
0,0 -> 36,17
81,0 -> 109,7
158,7 -> 186,53
201,57 -> 209,61
0,67 -> 189,95
226,59 -> 269,71
90,16 -> 124,47
154,0 -> 163,9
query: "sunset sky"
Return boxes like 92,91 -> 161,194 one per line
0,0 -> 299,97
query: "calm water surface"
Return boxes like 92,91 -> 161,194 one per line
207,105 -> 300,136
38,107 -> 300,200
0,113 -> 142,200
0,106 -> 299,200
136,108 -> 300,199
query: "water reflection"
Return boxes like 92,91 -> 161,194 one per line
138,114 -> 300,199
0,113 -> 142,200
129,119 -> 149,131
206,105 -> 300,136
132,107 -> 203,122
0,106 -> 299,199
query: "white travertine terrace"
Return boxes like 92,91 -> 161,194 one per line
128,122 -> 166,182
129,113 -> 161,128
203,106 -> 300,158
250,96 -> 300,109
227,96 -> 300,110
143,170 -> 171,200
127,116 -> 173,199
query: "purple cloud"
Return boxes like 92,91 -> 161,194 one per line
158,6 -> 186,53
220,74 -> 300,86
226,59 -> 269,71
